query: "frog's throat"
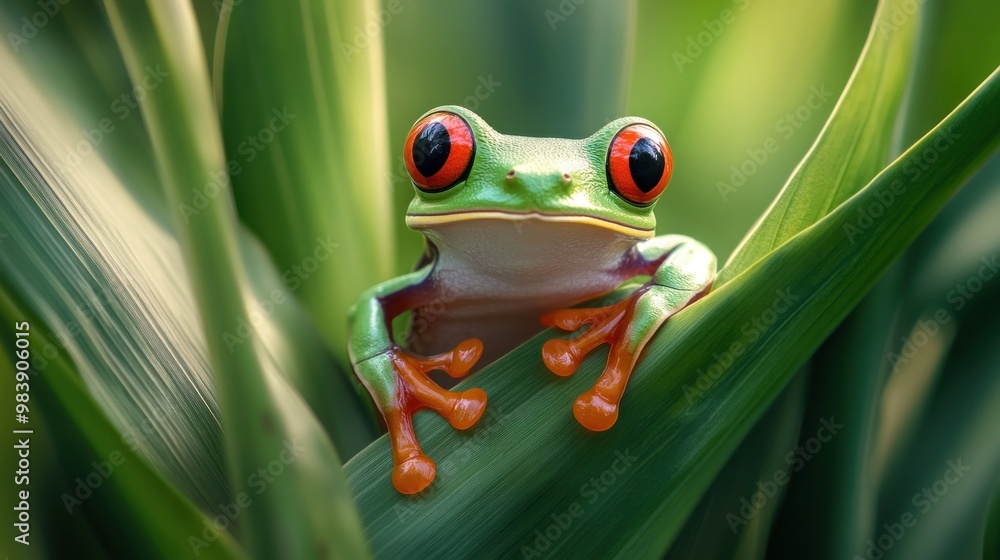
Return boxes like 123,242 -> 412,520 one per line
405,210 -> 655,239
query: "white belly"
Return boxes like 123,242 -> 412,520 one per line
408,217 -> 641,366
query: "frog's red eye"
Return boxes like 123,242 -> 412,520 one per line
606,124 -> 672,206
404,112 -> 476,192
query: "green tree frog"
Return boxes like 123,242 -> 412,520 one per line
349,106 -> 716,494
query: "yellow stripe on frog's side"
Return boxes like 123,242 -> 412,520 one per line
405,211 -> 655,239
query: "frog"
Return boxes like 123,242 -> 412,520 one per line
348,106 -> 716,494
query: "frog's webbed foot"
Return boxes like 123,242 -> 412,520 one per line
541,291 -> 658,431
541,241 -> 715,431
364,339 -> 486,494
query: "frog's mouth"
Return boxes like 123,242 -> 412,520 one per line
406,210 -> 655,239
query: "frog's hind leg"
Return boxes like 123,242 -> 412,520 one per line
541,236 -> 716,431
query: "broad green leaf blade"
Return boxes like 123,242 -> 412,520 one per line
99,1 -> 369,557
718,0 -> 922,284
0,52 -> 229,512
346,67 -> 1000,558
1,10 -> 376,548
764,0 -> 1000,547
665,0 -> 920,553
0,290 -> 241,559
219,0 -> 394,364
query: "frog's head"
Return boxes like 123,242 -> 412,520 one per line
403,105 -> 672,239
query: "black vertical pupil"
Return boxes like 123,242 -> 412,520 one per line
629,137 -> 664,193
412,122 -> 451,177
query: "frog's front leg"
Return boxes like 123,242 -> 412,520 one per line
349,267 -> 487,494
541,235 -> 716,431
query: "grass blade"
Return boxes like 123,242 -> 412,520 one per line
218,0 -> 394,365
718,0 -> 921,284
0,289 -> 241,559
99,0 -> 370,556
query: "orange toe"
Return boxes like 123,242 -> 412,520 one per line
446,388 -> 488,429
393,454 -> 436,495
573,391 -> 620,432
446,338 -> 484,378
542,339 -> 582,377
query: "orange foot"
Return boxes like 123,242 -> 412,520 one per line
541,295 -> 639,432
542,286 -> 679,432
384,339 -> 487,494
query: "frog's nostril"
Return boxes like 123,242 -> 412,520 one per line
561,172 -> 572,183
505,169 -> 516,180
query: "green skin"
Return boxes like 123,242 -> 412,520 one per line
348,106 -> 716,493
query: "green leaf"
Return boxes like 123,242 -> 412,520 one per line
718,0 -> 921,284
98,0 -> 370,557
665,0 -> 921,553
0,289 -> 241,559
0,53 -> 230,512
219,0 -> 395,365
345,60 -> 1000,559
